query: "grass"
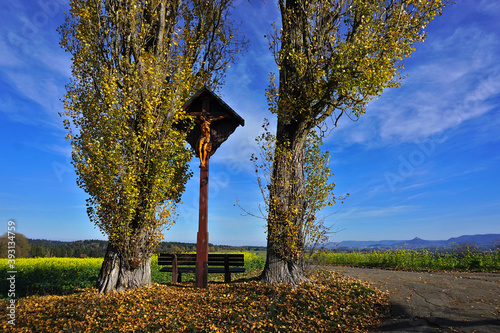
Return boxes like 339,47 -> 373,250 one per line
0,269 -> 389,333
249,250 -> 267,260
312,248 -> 500,272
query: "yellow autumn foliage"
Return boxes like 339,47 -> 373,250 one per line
58,0 -> 246,272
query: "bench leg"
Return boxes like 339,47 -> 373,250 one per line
203,261 -> 208,288
224,254 -> 231,283
172,254 -> 178,283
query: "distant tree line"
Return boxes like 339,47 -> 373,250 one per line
0,233 -> 31,258
0,233 -> 265,258
156,242 -> 265,254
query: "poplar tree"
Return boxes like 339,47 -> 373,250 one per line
59,0 -> 245,293
263,0 -> 449,284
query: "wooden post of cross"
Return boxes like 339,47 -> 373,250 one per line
180,87 -> 245,289
196,97 -> 210,289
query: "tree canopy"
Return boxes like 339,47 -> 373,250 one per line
268,0 -> 448,134
262,0 -> 449,285
59,0 -> 246,292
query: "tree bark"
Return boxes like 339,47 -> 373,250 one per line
97,243 -> 151,293
261,123 -> 309,285
261,244 -> 308,285
261,0 -> 314,285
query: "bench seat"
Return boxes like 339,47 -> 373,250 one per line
159,266 -> 246,274
158,253 -> 246,283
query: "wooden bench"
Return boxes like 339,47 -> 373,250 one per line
158,253 -> 246,283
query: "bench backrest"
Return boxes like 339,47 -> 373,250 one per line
158,253 -> 245,267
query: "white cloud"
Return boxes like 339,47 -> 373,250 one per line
5,71 -> 64,116
475,0 -> 500,15
0,37 -> 24,68
328,18 -> 500,149
336,205 -> 416,221
0,0 -> 70,128
209,104 -> 265,175
43,144 -> 72,157
37,48 -> 72,78
377,69 -> 500,143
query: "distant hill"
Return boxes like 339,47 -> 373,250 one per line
446,234 -> 500,247
26,239 -> 265,258
327,234 -> 500,250
392,237 -> 436,248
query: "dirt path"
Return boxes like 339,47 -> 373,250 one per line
329,266 -> 500,333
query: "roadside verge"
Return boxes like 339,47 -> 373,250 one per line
328,266 -> 500,333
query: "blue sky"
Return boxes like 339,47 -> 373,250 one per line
1,0 -> 499,246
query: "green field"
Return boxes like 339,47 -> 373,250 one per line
312,248 -> 500,271
248,250 -> 267,260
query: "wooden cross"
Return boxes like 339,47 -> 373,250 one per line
182,87 -> 244,288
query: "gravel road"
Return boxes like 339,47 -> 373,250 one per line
330,266 -> 500,333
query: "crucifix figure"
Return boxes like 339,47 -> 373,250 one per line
195,112 -> 228,167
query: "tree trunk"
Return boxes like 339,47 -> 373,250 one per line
97,243 -> 151,293
261,123 -> 309,285
261,245 -> 308,285
261,0 -> 315,285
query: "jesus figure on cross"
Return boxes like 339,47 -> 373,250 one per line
195,112 -> 227,167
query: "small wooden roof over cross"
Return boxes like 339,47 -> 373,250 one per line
182,86 -> 245,157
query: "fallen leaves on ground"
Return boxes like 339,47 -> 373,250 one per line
1,269 -> 389,332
